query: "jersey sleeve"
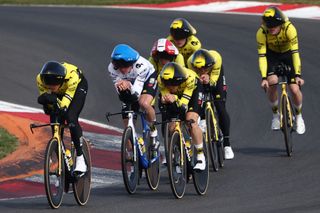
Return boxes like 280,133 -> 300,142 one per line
256,27 -> 268,79
175,54 -> 186,67
131,60 -> 154,96
58,69 -> 80,109
209,50 -> 222,86
36,74 -> 48,95
178,70 -> 196,107
286,24 -> 301,76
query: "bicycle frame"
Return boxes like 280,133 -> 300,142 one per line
203,92 -> 219,143
279,76 -> 294,129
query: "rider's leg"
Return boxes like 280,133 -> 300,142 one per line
267,75 -> 281,130
66,77 -> 88,172
289,83 -> 305,134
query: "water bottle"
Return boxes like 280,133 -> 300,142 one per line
65,149 -> 73,166
185,139 -> 193,157
138,137 -> 146,154
138,137 -> 149,168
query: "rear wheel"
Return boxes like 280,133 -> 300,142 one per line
73,138 -> 92,206
146,133 -> 160,190
205,107 -> 219,172
217,129 -> 225,168
121,127 -> 139,194
281,96 -> 293,157
44,139 -> 64,209
192,136 -> 209,195
168,131 -> 186,199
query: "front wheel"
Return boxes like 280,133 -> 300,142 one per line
44,138 -> 64,209
121,127 -> 139,194
168,131 -> 186,199
73,138 -> 92,206
281,96 -> 293,157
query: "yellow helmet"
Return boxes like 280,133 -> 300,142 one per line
170,18 -> 196,40
262,6 -> 286,28
160,62 -> 188,86
190,49 -> 215,70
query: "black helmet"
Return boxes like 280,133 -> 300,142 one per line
262,6 -> 286,28
40,61 -> 66,85
170,18 -> 196,40
190,49 -> 215,70
160,62 -> 188,86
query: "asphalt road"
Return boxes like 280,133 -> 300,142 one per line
1,5 -> 320,213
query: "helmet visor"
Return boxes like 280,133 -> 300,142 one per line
112,59 -> 135,68
170,29 -> 189,40
156,52 -> 175,61
41,74 -> 64,86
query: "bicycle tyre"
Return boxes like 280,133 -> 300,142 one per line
192,137 -> 210,195
73,138 -> 92,206
146,133 -> 161,190
44,138 -> 64,209
281,96 -> 293,157
168,131 -> 187,199
163,122 -> 170,165
205,107 -> 219,172
121,127 -> 139,194
216,128 -> 225,168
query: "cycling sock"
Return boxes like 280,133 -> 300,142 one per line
294,104 -> 302,115
195,143 -> 204,154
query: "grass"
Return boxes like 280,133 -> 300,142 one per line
0,0 -> 318,5
0,128 -> 18,159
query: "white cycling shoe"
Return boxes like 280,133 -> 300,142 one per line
74,154 -> 87,173
295,114 -> 306,135
271,113 -> 280,131
193,154 -> 206,170
224,146 -> 234,160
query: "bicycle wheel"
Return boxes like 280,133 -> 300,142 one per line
168,131 -> 187,199
192,137 -> 210,195
73,138 -> 92,206
163,122 -> 170,164
281,96 -> 293,156
44,138 -> 64,209
121,127 -> 139,194
205,107 -> 219,172
146,134 -> 160,190
217,129 -> 225,168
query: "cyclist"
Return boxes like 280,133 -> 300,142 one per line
108,44 -> 159,151
149,38 -> 185,164
256,6 -> 305,134
36,61 -> 88,173
149,38 -> 185,73
158,62 -> 206,170
188,49 -> 234,160
167,18 -> 201,63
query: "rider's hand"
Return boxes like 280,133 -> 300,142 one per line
200,74 -> 210,84
162,94 -> 176,104
116,80 -> 131,91
261,79 -> 269,90
38,93 -> 57,105
296,76 -> 304,86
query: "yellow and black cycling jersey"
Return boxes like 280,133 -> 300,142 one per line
149,53 -> 185,75
157,68 -> 199,107
167,35 -> 201,63
36,62 -> 83,109
187,50 -> 222,86
256,20 -> 301,78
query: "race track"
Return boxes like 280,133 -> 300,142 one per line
1,5 -> 320,213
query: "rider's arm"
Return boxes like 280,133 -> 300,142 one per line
131,58 -> 155,96
57,69 -> 80,109
175,54 -> 186,67
209,50 -> 222,86
177,70 -> 196,107
286,24 -> 301,76
36,74 -> 49,95
256,27 -> 268,79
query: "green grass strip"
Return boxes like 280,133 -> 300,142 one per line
0,127 -> 18,159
